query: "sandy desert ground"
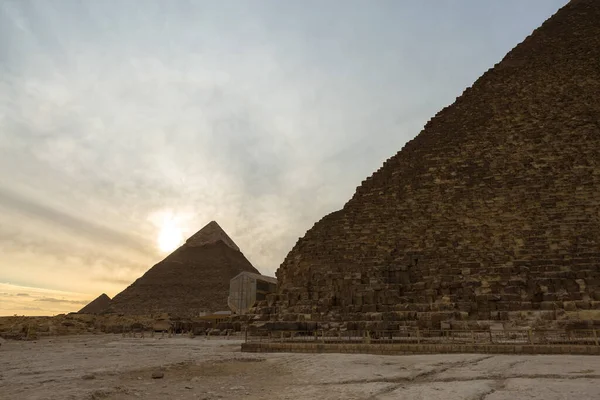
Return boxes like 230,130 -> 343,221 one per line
1,334 -> 599,400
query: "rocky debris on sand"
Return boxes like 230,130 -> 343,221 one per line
151,371 -> 164,379
90,389 -> 112,399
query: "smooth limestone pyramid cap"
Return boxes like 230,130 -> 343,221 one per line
185,221 -> 240,252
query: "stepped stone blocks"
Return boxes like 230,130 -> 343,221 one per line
106,221 -> 259,317
248,0 -> 600,331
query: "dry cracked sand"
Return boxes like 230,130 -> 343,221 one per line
1,335 -> 599,400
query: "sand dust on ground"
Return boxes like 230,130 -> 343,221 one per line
1,335 -> 599,400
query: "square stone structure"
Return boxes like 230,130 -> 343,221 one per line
228,272 -> 277,315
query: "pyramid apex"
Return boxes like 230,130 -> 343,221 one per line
185,220 -> 241,252
78,293 -> 112,314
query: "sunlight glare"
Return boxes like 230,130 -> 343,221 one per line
158,218 -> 183,253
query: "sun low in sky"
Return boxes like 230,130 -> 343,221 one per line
157,218 -> 184,253
148,210 -> 190,253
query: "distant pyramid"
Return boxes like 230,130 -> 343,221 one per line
106,221 -> 259,316
78,293 -> 111,314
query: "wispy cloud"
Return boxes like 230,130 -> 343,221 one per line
0,283 -> 91,315
34,297 -> 89,305
0,187 -> 152,255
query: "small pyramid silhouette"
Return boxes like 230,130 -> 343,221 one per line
106,221 -> 259,316
185,221 -> 240,252
78,293 -> 111,314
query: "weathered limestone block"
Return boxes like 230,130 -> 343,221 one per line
362,291 -> 375,305
361,305 -> 377,313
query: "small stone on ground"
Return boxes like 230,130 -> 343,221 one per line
151,371 -> 164,379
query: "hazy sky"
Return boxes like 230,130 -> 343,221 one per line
0,0 -> 568,315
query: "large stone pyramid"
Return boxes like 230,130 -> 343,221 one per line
78,293 -> 111,314
107,221 -> 259,317
264,0 -> 600,330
